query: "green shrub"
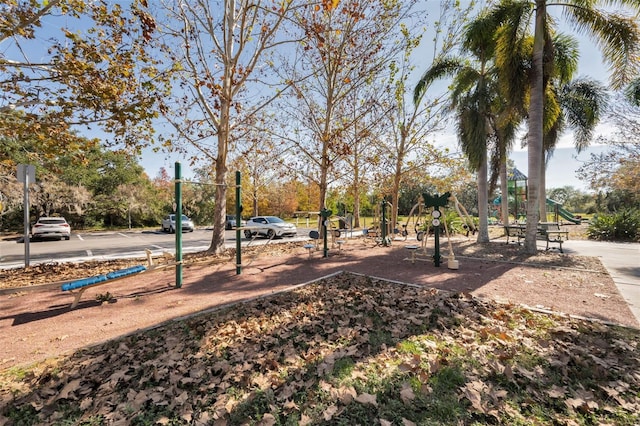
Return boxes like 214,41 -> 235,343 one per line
587,209 -> 640,241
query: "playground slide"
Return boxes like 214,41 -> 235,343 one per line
546,198 -> 581,224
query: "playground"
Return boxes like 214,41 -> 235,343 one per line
2,225 -> 640,423
491,167 -> 583,224
5,166 -> 587,314
2,166 -> 638,422
1,228 -> 637,371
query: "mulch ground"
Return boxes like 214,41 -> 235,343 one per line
1,236 -> 637,373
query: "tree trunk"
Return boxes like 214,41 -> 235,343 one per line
476,148 -> 490,243
539,152 -> 548,221
524,0 -> 545,254
208,100 -> 230,255
319,150 -> 329,233
391,157 -> 403,236
252,169 -> 259,217
352,166 -> 361,229
391,126 -> 407,234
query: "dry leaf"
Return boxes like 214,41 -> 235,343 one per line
461,381 -> 485,413
79,397 -> 93,410
299,414 -> 313,426
333,386 -> 357,404
355,393 -> 377,406
323,405 -> 338,421
56,379 -> 82,400
258,413 -> 276,426
175,391 -> 189,405
400,384 -> 415,403
547,385 -> 566,398
283,400 -> 299,410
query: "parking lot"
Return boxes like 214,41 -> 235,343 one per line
0,228 -> 313,269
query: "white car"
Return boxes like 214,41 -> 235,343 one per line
244,216 -> 297,239
161,214 -> 195,233
31,217 -> 71,240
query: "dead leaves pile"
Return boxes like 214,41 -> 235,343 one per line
1,273 -> 639,425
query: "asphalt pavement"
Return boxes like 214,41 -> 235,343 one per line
561,239 -> 640,325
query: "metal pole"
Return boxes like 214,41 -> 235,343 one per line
320,208 -> 331,258
235,171 -> 242,275
175,162 -> 183,288
433,214 -> 441,267
323,219 -> 328,258
381,198 -> 387,245
23,171 -> 30,267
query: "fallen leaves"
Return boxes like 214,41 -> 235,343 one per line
1,272 -> 639,425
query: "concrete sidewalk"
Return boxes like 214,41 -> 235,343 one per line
561,240 -> 640,324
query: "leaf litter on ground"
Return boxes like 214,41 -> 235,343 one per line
1,272 -> 639,425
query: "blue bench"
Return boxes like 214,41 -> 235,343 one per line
62,265 -> 147,308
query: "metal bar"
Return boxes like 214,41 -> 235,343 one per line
175,162 -> 183,288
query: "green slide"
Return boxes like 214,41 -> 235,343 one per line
546,198 -> 581,224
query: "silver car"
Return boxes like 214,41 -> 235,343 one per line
31,217 -> 71,240
161,214 -> 195,233
244,216 -> 297,239
226,214 -> 247,230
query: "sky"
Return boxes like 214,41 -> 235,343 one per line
136,1 -> 619,194
4,1 -> 615,193
502,26 -> 615,194
414,1 -> 619,193
511,144 -> 609,192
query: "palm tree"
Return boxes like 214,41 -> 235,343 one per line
481,0 -> 638,251
414,13 -> 522,242
517,32 -> 609,221
524,0 -> 640,253
541,77 -> 608,219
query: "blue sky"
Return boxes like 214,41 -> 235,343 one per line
419,1 -> 619,193
7,1 -> 611,193
139,2 -> 619,193
507,30 -> 613,193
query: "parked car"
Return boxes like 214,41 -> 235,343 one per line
31,217 -> 71,240
161,214 -> 195,233
225,214 -> 246,230
244,216 -> 297,239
